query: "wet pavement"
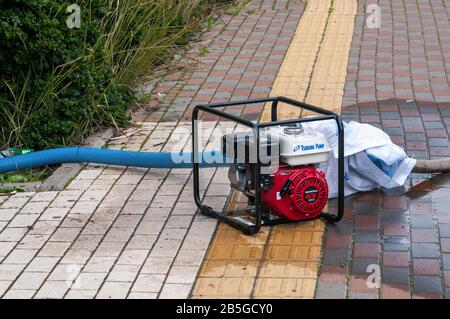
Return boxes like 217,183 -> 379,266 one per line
317,174 -> 450,298
316,0 -> 450,299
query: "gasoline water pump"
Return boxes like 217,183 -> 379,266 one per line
192,96 -> 345,235
225,123 -> 330,221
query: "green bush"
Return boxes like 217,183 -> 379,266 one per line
0,0 -> 215,150
0,0 -> 132,149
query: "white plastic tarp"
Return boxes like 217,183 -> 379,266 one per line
303,120 -> 416,198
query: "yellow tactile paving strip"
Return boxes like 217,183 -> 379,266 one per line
261,0 -> 332,120
192,0 -> 357,298
305,0 -> 357,115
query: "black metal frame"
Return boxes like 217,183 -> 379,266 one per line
192,96 -> 344,235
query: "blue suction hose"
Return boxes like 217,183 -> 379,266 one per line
0,147 -> 227,173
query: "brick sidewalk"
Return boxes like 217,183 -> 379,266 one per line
2,0 -> 450,299
0,0 -> 306,299
136,0 -> 304,124
316,0 -> 450,299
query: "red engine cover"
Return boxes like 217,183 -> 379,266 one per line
261,166 -> 328,220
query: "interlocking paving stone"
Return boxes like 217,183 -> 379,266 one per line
351,258 -> 379,275
354,230 -> 380,243
442,254 -> 450,271
322,248 -> 350,267
439,225 -> 450,238
413,276 -> 443,295
411,243 -> 440,259
348,291 -> 378,299
382,267 -> 410,286
315,282 -> 346,299
413,258 -> 441,276
381,284 -> 411,299
410,216 -> 435,229
383,237 -> 409,252
326,221 -> 353,236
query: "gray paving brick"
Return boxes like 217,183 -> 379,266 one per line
4,289 -> 36,299
412,243 -> 440,258
11,272 -> 47,290
439,224 -> 450,237
348,291 -> 378,299
34,281 -> 69,299
413,276 -> 443,295
159,283 -> 192,299
106,264 -> 140,283
132,274 -> 165,293
446,288 -> 450,299
442,253 -> 450,271
315,282 -> 346,299
354,230 -> 380,243
166,265 -> 199,284
352,258 -> 379,275
410,215 -> 434,229
322,248 -> 349,267
0,281 -> 12,296
97,282 -> 132,299
383,237 -> 409,252
382,267 -> 410,285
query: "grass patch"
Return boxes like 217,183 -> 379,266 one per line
0,167 -> 53,184
0,167 -> 53,194
199,46 -> 211,55
226,0 -> 251,15
0,187 -> 24,194
204,13 -> 217,30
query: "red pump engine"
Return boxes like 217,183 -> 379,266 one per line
261,166 -> 328,220
224,123 -> 331,222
